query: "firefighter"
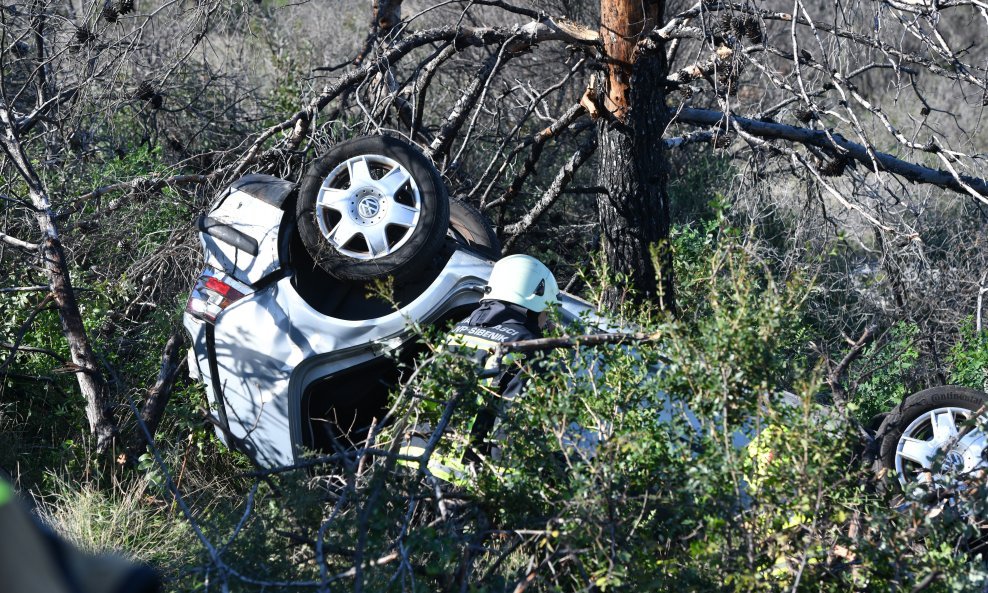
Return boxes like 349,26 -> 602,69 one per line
399,254 -> 560,483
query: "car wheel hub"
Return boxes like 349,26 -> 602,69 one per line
942,450 -> 965,472
352,190 -> 387,223
895,406 -> 988,489
314,154 -> 423,260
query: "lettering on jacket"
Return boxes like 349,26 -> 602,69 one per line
450,323 -> 522,344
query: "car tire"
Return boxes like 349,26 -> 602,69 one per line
449,198 -> 501,259
877,385 -> 988,490
296,135 -> 450,282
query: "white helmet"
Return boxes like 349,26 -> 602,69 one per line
482,254 -> 559,313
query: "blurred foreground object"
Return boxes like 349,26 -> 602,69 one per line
0,480 -> 160,593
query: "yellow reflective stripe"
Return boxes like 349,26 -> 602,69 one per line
396,445 -> 426,470
396,445 -> 470,483
0,480 -> 12,507
446,334 -> 503,391
448,334 -> 498,351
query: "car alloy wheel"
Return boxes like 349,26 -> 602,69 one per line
315,154 -> 422,260
297,135 -> 450,282
878,386 -> 988,492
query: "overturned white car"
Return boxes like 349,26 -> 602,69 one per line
183,136 -> 988,495
183,136 -> 605,468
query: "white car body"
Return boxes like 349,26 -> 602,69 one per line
184,175 -> 603,468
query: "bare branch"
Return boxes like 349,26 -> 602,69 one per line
483,103 -> 589,209
233,19 -> 601,178
427,40 -> 513,165
502,136 -> 597,250
826,324 -> 879,404
0,286 -> 49,292
665,130 -> 719,148
130,332 -> 187,456
411,43 -> 457,138
56,174 -> 209,221
495,331 -> 668,357
0,341 -> 64,363
469,58 -> 587,201
978,272 -> 988,333
699,2 -> 988,91
468,0 -> 540,19
0,230 -> 39,250
673,108 -> 988,200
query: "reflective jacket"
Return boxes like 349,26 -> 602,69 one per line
400,300 -> 541,483
447,300 -> 540,397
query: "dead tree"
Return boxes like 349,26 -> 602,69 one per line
228,0 -> 987,311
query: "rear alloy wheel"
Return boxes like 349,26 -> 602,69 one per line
297,136 -> 449,282
878,386 -> 988,492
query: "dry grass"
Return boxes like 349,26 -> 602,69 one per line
34,473 -> 198,568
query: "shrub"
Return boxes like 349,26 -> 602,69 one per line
947,319 -> 988,390
851,322 -> 921,422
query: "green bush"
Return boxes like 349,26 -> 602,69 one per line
851,322 -> 921,422
16,227 -> 988,592
947,319 -> 988,390
310,233 -> 983,592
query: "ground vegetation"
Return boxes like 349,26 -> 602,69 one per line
1,0 -> 988,590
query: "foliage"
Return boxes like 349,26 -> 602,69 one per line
12,191 -> 988,591
7,213 -> 988,592
667,150 -> 735,225
946,319 -> 988,390
150,232 -> 969,593
851,322 -> 921,422
669,208 -> 723,318
1,0 -> 987,590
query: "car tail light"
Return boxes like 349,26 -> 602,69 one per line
186,268 -> 251,322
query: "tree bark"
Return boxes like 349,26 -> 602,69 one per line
128,332 -> 185,458
36,216 -> 118,452
597,0 -> 674,311
0,106 -> 118,453
373,0 -> 402,31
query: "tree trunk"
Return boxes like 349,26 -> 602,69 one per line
128,332 -> 185,458
35,210 -> 118,452
0,109 -> 118,453
597,0 -> 675,311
